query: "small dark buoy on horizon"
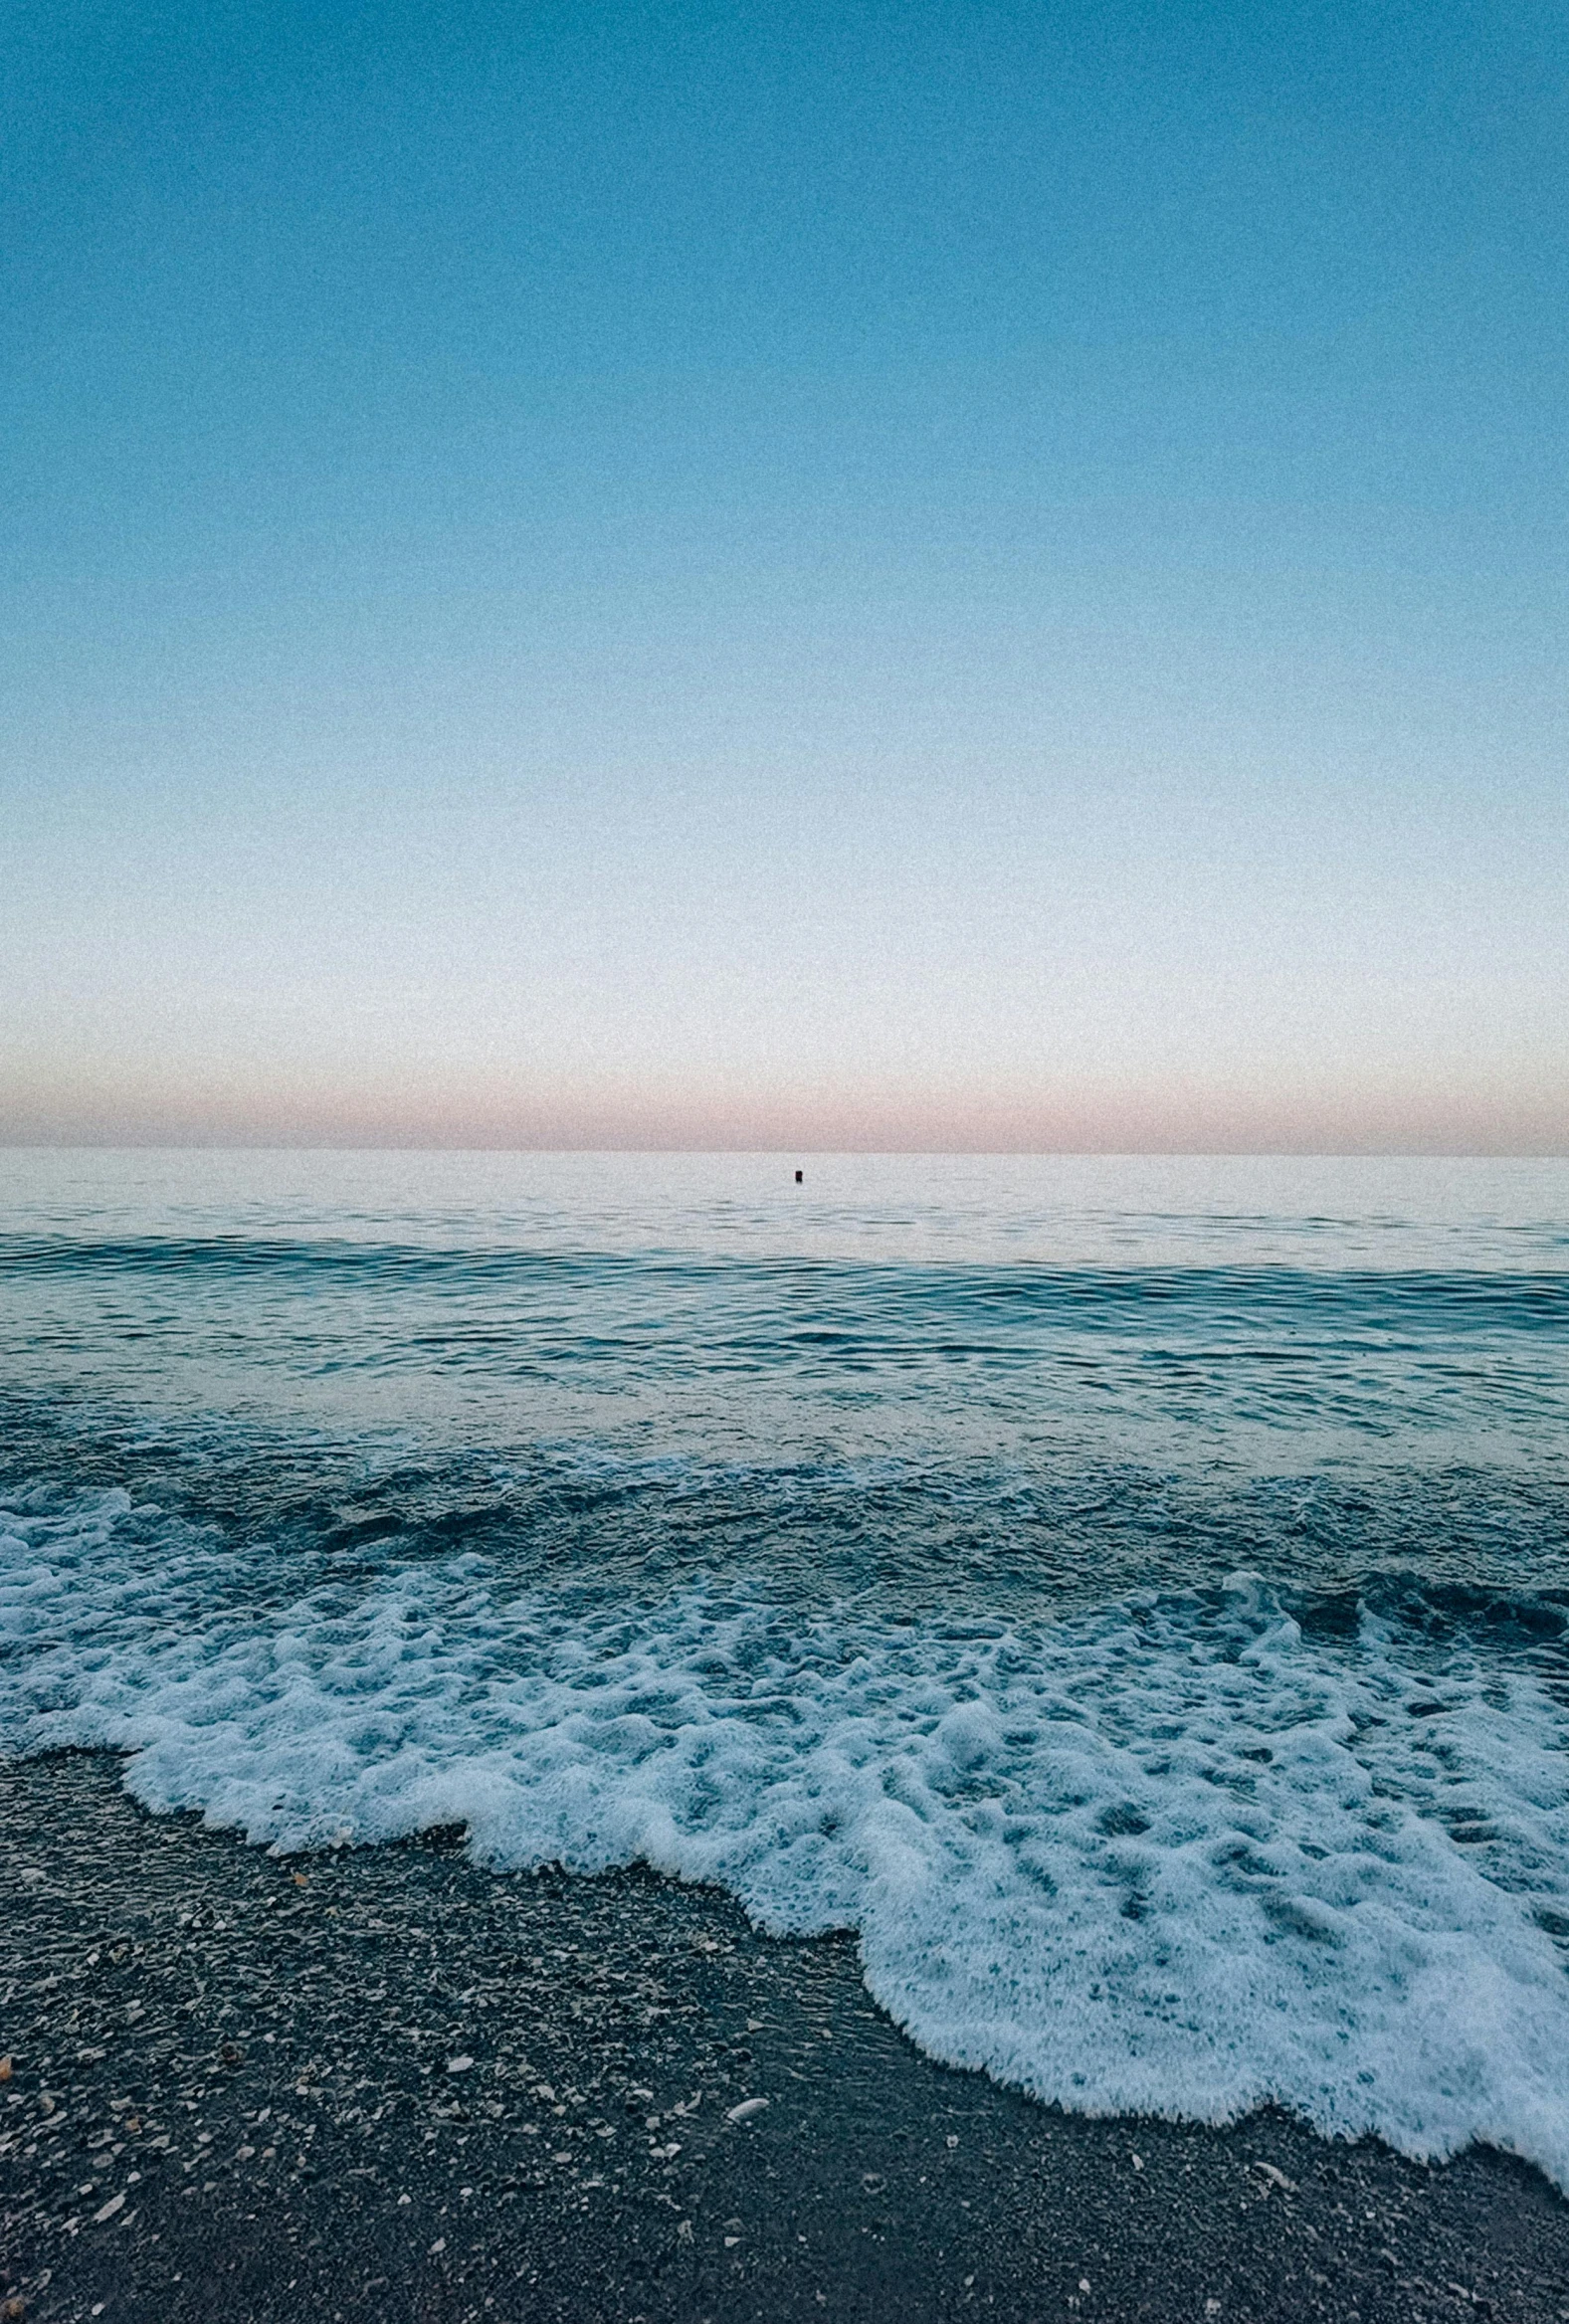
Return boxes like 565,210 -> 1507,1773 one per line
794,1169 -> 803,1184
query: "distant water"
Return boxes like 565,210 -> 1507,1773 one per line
4,1151 -> 1569,2181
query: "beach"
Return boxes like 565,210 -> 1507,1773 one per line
3,1750 -> 1566,2324
8,0 -> 1568,2290
5,1152 -> 1569,2320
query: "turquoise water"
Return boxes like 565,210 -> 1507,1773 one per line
3,1151 -> 1568,2178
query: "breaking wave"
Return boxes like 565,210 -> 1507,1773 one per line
6,1480 -> 1569,2187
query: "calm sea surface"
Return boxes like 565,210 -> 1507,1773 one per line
3,1152 -> 1568,2177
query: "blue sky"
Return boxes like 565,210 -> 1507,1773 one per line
4,0 -> 1566,1148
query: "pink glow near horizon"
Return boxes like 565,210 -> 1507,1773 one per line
5,1059 -> 1565,1155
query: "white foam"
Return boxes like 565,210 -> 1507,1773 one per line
5,1484 -> 1569,2185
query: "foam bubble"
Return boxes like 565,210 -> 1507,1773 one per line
5,1485 -> 1569,2185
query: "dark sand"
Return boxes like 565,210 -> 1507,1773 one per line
2,1755 -> 1565,2324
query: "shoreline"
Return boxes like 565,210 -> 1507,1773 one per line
2,1752 -> 1565,2323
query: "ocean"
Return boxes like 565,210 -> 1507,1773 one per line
3,1150 -> 1567,2185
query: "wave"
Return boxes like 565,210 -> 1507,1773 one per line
5,1479 -> 1569,2188
4,1398 -> 1565,1613
3,1232 -> 1566,1328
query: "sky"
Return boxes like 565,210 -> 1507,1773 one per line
3,0 -> 1566,1152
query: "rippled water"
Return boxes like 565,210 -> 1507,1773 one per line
3,1151 -> 1568,2179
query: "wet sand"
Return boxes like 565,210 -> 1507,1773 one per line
2,1752 -> 1565,2324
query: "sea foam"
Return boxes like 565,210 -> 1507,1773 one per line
4,1483 -> 1569,2187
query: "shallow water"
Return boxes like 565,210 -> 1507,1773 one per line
3,1151 -> 1568,2179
